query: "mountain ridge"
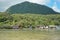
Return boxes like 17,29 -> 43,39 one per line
6,1 -> 59,14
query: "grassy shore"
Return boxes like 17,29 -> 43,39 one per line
0,29 -> 60,40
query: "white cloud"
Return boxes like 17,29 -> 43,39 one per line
0,0 -> 50,4
52,2 -> 60,12
0,0 -> 50,12
26,0 -> 50,5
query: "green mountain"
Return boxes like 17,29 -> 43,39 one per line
6,1 -> 58,14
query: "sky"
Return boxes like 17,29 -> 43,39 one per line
0,0 -> 60,12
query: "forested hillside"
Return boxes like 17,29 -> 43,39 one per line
0,12 -> 60,28
6,1 -> 58,14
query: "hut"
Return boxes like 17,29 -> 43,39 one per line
12,25 -> 19,29
36,25 -> 45,29
44,26 -> 49,29
48,25 -> 57,30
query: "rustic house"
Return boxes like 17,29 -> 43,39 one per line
35,25 -> 58,30
12,25 -> 20,29
36,25 -> 48,29
48,25 -> 57,30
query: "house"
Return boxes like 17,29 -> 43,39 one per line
48,25 -> 57,30
12,25 -> 19,29
36,25 -> 46,29
44,26 -> 49,29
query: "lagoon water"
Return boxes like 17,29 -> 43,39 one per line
0,29 -> 60,40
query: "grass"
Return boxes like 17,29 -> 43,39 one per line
0,29 -> 60,40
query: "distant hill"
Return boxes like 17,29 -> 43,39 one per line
6,1 -> 59,14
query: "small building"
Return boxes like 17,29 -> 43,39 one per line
48,25 -> 57,30
36,25 -> 45,29
44,26 -> 49,29
12,25 -> 19,29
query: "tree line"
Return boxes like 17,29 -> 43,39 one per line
0,12 -> 60,29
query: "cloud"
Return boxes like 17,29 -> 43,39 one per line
52,2 -> 60,12
0,0 -> 50,5
0,0 -> 51,12
0,0 -> 25,12
26,0 -> 50,5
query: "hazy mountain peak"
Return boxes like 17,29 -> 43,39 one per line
21,1 -> 31,3
6,1 -> 58,14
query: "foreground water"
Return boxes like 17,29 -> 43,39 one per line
0,29 -> 60,40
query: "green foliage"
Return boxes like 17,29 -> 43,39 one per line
0,12 -> 13,27
10,14 -> 60,27
0,12 -> 60,28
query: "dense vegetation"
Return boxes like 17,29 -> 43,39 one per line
6,1 -> 58,14
0,12 -> 60,29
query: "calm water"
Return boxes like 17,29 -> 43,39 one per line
0,29 -> 60,40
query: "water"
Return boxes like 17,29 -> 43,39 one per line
0,29 -> 60,40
